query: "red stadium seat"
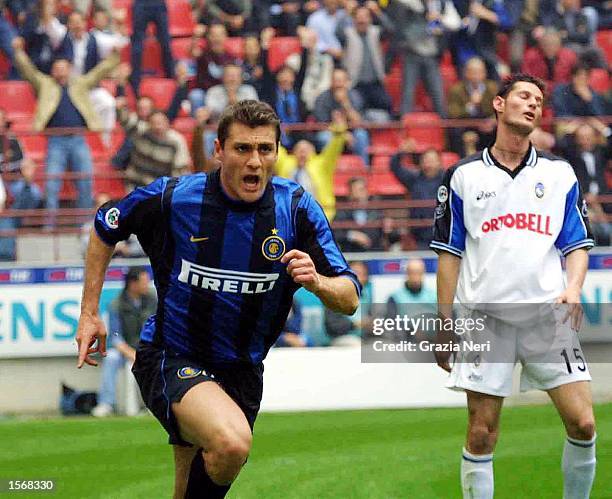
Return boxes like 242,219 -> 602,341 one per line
172,37 -> 200,60
370,154 -> 390,173
0,81 -> 36,120
9,115 -> 34,133
225,37 -> 245,59
112,0 -> 133,36
168,0 -> 196,37
368,172 -> 406,196
496,32 -> 510,64
369,129 -> 401,156
336,154 -> 367,174
19,134 -> 47,164
267,37 -> 301,72
121,38 -> 165,77
139,78 -> 177,110
85,133 -> 110,163
440,151 -> 460,170
589,69 -> 610,94
402,112 -> 445,152
172,116 -> 197,133
94,160 -> 126,199
0,51 -> 10,79
596,30 -> 612,66
333,172 -> 354,197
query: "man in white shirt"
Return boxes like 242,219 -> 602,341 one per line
432,74 -> 596,499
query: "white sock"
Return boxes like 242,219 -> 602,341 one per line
461,447 -> 494,499
563,435 -> 596,499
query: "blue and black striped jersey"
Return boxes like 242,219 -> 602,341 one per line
95,170 -> 360,365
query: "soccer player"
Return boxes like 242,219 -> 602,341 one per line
76,100 -> 360,498
431,75 -> 596,499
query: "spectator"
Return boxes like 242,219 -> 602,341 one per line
448,56 -> 498,152
386,0 -> 459,116
73,0 -> 111,17
196,63 -> 259,156
20,0 -> 56,74
43,9 -> 128,144
191,108 -> 217,173
544,0 -> 606,68
284,28 -> 333,115
275,300 -> 314,347
386,258 -> 436,319
557,122 -> 610,202
509,0 -> 540,72
190,24 -> 237,113
117,100 -> 190,190
390,146 -> 445,249
91,267 -> 156,417
306,0 -> 349,62
529,126 -> 557,152
241,35 -> 264,96
0,108 -> 24,174
112,62 -> 190,170
521,27 -> 576,89
337,3 -> 393,121
130,0 -> 174,93
275,119 -> 347,220
313,68 -> 370,165
324,260 -> 372,346
0,158 -> 44,260
552,62 -> 608,119
206,0 -> 253,36
269,0 -> 302,36
0,172 -> 11,260
0,0 -> 19,79
13,36 -> 120,213
259,27 -> 311,148
452,0 -> 512,80
334,176 -> 393,252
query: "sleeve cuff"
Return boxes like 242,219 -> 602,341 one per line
93,222 -> 120,247
339,272 -> 362,298
430,241 -> 463,258
560,239 -> 595,256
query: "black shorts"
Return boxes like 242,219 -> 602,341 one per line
132,341 -> 264,446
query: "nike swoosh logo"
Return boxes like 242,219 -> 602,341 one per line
190,236 -> 209,243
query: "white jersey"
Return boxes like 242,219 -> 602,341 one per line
431,145 -> 594,304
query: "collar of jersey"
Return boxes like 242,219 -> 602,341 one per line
482,142 -> 537,179
208,168 -> 274,211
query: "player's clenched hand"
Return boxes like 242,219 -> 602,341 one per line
76,311 -> 108,368
555,286 -> 583,332
281,249 -> 321,293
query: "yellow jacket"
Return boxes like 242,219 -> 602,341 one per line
14,49 -> 120,132
275,130 -> 345,220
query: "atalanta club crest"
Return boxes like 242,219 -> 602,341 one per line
535,182 -> 545,199
177,367 -> 202,379
262,228 -> 286,261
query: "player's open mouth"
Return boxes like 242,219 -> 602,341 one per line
242,174 -> 261,191
523,112 -> 535,120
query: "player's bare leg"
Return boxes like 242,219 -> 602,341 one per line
173,445 -> 198,499
548,381 -> 596,499
462,390 -> 504,499
172,382 -> 253,498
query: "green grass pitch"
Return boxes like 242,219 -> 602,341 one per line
1,403 -> 610,498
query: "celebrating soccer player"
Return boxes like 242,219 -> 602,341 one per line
431,74 -> 596,499
76,100 -> 360,498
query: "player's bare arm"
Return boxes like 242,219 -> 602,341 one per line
557,248 -> 589,332
435,251 -> 461,372
76,229 -> 115,368
281,249 -> 359,315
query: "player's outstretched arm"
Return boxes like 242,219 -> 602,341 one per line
281,249 -> 359,315
435,251 -> 461,372
76,229 -> 115,368
557,248 -> 589,332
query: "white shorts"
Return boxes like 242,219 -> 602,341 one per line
446,306 -> 591,398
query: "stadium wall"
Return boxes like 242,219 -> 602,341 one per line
1,251 -> 611,414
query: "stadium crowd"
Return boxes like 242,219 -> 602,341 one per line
0,0 -> 609,262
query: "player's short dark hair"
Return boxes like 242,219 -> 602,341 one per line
571,61 -> 591,77
496,73 -> 547,100
217,100 -> 281,148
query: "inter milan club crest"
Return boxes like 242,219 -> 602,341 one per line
177,367 -> 202,379
262,228 -> 286,261
535,182 -> 545,199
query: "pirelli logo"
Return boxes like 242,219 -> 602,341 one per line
178,259 -> 279,294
